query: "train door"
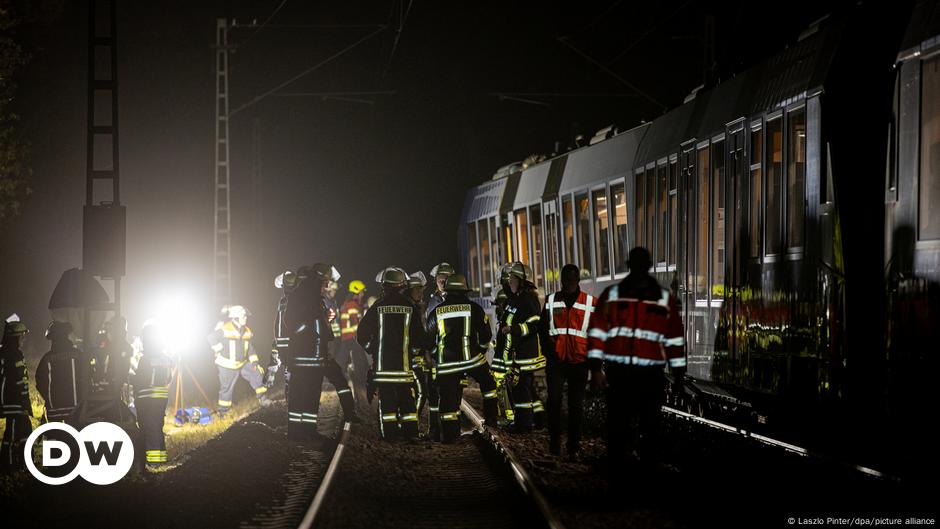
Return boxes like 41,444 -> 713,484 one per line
727,124 -> 746,377
543,200 -> 561,294
529,204 -> 545,293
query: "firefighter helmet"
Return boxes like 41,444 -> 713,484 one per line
3,314 -> 28,338
274,270 -> 296,290
45,320 -> 73,340
444,273 -> 471,292
310,263 -> 341,282
224,305 -> 249,320
375,267 -> 409,287
348,280 -> 366,294
408,271 -> 428,288
430,262 -> 455,279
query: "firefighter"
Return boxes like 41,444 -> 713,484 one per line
338,279 -> 368,392
357,267 -> 425,440
207,305 -> 270,415
266,270 -> 296,389
426,273 -> 499,443
91,316 -> 133,395
283,263 -> 359,440
36,321 -> 90,423
491,263 -> 517,424
1,315 -> 32,471
426,262 -> 455,318
587,247 -> 686,471
540,264 -> 597,458
406,271 -> 435,437
130,320 -> 173,467
498,262 -> 546,433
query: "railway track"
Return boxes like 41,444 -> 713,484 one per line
298,398 -> 560,529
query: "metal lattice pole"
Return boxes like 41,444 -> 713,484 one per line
214,18 -> 232,305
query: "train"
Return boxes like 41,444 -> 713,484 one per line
458,1 -> 938,477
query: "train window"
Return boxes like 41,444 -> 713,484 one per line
669,161 -> 677,266
489,218 -> 499,286
750,127 -> 763,258
530,204 -> 545,288
503,214 -> 514,263
635,171 -> 646,249
514,209 -> 529,265
576,193 -> 594,278
787,108 -> 806,249
712,140 -> 725,294
766,117 -> 783,255
646,169 -> 656,259
562,197 -> 575,266
593,189 -> 611,276
544,205 -> 559,292
919,55 -> 940,240
696,145 -> 710,299
611,183 -> 629,274
658,165 -> 668,265
467,222 -> 480,296
479,219 -> 492,297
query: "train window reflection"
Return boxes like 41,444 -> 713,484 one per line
562,197 -> 575,266
593,189 -> 610,276
920,55 -> 940,240
514,209 -> 529,265
611,183 -> 628,274
787,108 -> 806,249
576,193 -> 593,278
635,171 -> 646,249
646,169 -> 655,259
530,204 -> 544,289
489,217 -> 499,289
696,146 -> 710,299
766,117 -> 783,255
750,127 -> 763,258
479,219 -> 492,297
669,161 -> 677,266
467,222 -> 480,295
658,165 -> 668,265
712,140 -> 725,295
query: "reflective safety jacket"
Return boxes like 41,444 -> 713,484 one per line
130,348 -> 174,400
541,289 -> 596,364
36,341 -> 91,421
284,279 -> 333,368
208,321 -> 259,370
91,334 -> 132,389
587,276 -> 686,370
495,289 -> 545,373
340,298 -> 364,342
425,291 -> 446,321
326,298 -> 342,339
0,342 -> 30,416
426,293 -> 492,376
272,294 -> 290,359
357,291 -> 426,383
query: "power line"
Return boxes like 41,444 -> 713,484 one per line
608,0 -> 693,65
236,0 -> 289,50
383,0 -> 414,77
230,25 -> 387,117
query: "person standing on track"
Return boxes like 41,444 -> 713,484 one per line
357,267 -> 426,441
540,264 -> 597,459
426,274 -> 499,443
588,247 -> 686,472
130,320 -> 173,467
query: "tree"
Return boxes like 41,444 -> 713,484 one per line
0,4 -> 31,222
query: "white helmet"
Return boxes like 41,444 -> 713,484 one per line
224,305 -> 248,320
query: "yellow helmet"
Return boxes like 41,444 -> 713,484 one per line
348,280 -> 366,294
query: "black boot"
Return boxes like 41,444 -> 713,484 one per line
483,399 -> 499,427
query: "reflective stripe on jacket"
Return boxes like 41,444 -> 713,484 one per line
426,293 -> 492,376
543,290 -> 596,364
340,299 -> 364,342
586,282 -> 686,369
208,321 -> 257,370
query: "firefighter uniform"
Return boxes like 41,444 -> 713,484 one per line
498,264 -> 546,432
91,317 -> 133,396
405,272 -> 435,438
1,315 -> 32,471
587,249 -> 686,467
266,271 -> 296,389
36,321 -> 90,423
130,322 -> 173,467
426,274 -> 499,443
357,268 -> 425,440
339,282 -> 368,392
541,277 -> 596,456
208,311 -> 268,413
284,264 -> 357,440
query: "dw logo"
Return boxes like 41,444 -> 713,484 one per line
23,422 -> 135,485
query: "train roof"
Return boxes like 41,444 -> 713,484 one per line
899,0 -> 940,60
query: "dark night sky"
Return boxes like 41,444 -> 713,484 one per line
0,0 -> 851,355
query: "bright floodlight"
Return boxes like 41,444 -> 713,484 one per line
148,289 -> 204,356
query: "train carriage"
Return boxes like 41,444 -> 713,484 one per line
459,1 -> 939,475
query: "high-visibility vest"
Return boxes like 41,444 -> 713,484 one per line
545,290 -> 596,364
210,322 -> 257,370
